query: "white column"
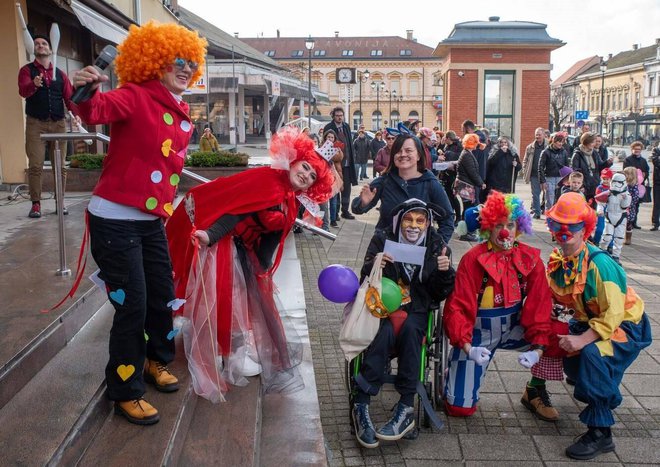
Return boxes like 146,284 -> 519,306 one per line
299,97 -> 305,122
229,90 -> 237,146
264,91 -> 271,148
238,86 -> 246,143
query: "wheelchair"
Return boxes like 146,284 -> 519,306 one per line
344,302 -> 450,438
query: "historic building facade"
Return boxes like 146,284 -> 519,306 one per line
241,32 -> 443,131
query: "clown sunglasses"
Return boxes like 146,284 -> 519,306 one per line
173,58 -> 199,72
547,219 -> 585,233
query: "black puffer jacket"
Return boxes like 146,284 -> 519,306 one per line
650,147 -> 660,184
353,136 -> 371,164
486,148 -> 521,193
456,149 -> 484,187
538,145 -> 568,183
571,146 -> 606,200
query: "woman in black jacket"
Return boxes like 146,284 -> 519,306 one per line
439,131 -> 462,221
538,133 -> 569,208
650,144 -> 660,231
456,134 -> 486,216
485,136 -> 521,195
570,132 -> 609,203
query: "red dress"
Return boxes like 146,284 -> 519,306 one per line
167,167 -> 304,401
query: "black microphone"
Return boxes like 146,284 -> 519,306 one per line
72,45 -> 118,104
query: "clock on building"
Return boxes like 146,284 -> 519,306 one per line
336,68 -> 356,84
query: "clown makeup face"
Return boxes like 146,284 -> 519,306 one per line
400,210 -> 429,243
547,219 -> 585,255
489,220 -> 517,251
161,58 -> 195,95
289,160 -> 317,191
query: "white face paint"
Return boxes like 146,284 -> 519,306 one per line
401,211 -> 429,243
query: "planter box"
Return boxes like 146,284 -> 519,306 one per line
33,166 -> 251,193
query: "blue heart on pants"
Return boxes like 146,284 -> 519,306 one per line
109,289 -> 126,305
167,328 -> 180,340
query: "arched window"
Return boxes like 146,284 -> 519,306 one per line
371,110 -> 383,131
353,110 -> 363,130
408,110 -> 419,122
390,110 -> 400,126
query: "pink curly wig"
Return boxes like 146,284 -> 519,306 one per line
115,21 -> 207,86
269,128 -> 334,203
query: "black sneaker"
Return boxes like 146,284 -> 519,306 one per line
651,226 -> 659,231
533,213 -> 541,220
341,211 -> 355,220
28,203 -> 41,218
330,220 -> 338,227
459,233 -> 479,242
352,403 -> 379,448
633,224 -> 641,229
293,226 -> 303,234
376,401 -> 415,441
566,428 -> 615,460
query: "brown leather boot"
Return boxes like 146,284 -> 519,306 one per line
144,359 -> 179,392
624,231 -> 632,245
521,385 -> 559,422
115,398 -> 160,425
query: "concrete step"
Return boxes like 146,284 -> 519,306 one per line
0,301 -> 112,466
75,343 -> 196,467
178,378 -> 262,467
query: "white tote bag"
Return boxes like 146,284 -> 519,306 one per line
339,253 -> 384,361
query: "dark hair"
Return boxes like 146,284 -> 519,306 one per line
462,119 -> 476,132
322,129 -> 338,144
330,106 -> 345,117
384,134 -> 426,174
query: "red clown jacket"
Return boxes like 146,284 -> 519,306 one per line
443,241 -> 553,349
77,80 -> 192,219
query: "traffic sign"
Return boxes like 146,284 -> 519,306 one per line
575,110 -> 589,120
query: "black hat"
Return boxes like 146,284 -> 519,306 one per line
32,34 -> 51,48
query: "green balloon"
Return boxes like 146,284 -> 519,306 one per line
381,277 -> 402,313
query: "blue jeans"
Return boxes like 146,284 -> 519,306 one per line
355,163 -> 368,179
530,176 -> 542,216
329,194 -> 339,222
545,176 -> 560,208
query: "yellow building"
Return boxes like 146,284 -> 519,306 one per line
241,31 -> 443,131
0,0 -> 179,187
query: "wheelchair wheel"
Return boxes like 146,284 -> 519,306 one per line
432,310 -> 449,408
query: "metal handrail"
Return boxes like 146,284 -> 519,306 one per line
40,132 -> 111,276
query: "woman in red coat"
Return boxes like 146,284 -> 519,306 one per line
166,128 -> 334,402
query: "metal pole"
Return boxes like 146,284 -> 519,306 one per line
205,54 -> 210,133
308,48 -> 312,130
359,72 -> 362,126
52,139 -> 70,276
600,70 -> 605,134
376,85 -> 380,130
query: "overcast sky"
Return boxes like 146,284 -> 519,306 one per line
179,0 -> 659,81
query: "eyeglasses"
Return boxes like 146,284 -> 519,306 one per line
386,136 -> 396,140
173,58 -> 199,72
547,219 -> 585,233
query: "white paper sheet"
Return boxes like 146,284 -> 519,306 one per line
383,240 -> 426,266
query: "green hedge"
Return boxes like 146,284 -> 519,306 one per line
69,153 -> 105,169
185,151 -> 249,167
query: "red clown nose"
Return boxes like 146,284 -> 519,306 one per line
498,228 -> 510,240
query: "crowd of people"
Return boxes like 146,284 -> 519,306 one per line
16,20 -> 657,463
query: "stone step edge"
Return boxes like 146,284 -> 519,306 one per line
0,286 -> 106,410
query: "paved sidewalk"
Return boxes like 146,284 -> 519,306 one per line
297,179 -> 660,466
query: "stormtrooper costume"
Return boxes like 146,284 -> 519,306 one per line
597,173 -> 631,261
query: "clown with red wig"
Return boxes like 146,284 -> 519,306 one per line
545,192 -> 651,460
443,191 -> 565,420
166,127 -> 334,403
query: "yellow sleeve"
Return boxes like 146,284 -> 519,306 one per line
589,268 -> 626,340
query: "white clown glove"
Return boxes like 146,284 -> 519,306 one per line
468,346 -> 492,366
518,350 -> 540,369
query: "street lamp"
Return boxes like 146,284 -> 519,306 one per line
385,89 -> 397,124
371,81 -> 385,130
305,35 -> 315,129
599,58 -> 607,135
358,69 -> 370,127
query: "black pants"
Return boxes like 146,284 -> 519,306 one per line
652,183 -> 660,227
356,311 -> 427,406
89,213 -> 175,401
340,166 -> 353,213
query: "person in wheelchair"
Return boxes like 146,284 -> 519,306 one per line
443,191 -> 565,420
351,198 -> 455,448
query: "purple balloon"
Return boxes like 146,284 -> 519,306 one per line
318,264 -> 360,303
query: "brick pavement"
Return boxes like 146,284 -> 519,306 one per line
298,178 -> 660,466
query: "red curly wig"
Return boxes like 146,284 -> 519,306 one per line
269,128 -> 334,203
115,21 -> 207,86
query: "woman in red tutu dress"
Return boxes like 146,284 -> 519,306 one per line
167,128 -> 334,402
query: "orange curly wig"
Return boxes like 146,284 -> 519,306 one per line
114,21 -> 207,86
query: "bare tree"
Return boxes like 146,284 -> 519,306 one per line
550,86 -> 571,131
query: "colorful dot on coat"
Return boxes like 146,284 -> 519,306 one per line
146,197 -> 158,210
180,120 -> 191,132
163,113 -> 174,125
150,170 -> 163,183
169,173 -> 180,186
161,139 -> 173,157
163,203 -> 174,216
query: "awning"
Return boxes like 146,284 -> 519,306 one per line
70,0 -> 127,44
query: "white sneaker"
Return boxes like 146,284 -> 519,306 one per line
239,353 -> 262,377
